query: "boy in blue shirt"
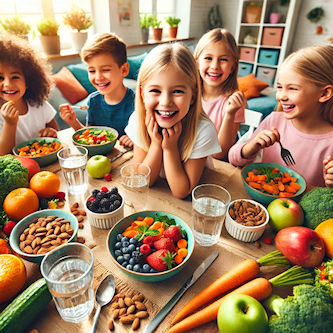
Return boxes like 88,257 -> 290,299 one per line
60,33 -> 134,147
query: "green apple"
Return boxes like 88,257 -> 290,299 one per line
87,155 -> 111,178
217,294 -> 268,333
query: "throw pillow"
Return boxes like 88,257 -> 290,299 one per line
126,52 -> 148,80
66,63 -> 96,94
237,74 -> 269,100
52,67 -> 88,105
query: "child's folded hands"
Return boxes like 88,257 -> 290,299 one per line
323,155 -> 333,188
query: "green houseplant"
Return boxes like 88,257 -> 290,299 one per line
0,16 -> 31,38
165,16 -> 181,39
36,18 -> 60,55
139,14 -> 152,43
150,15 -> 162,41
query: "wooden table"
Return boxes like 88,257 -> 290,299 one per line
19,128 -> 283,333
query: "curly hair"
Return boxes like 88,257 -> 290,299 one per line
0,33 -> 52,107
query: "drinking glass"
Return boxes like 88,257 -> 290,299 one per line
192,184 -> 231,247
57,146 -> 88,195
40,243 -> 94,323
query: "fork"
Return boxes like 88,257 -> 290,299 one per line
279,141 -> 295,166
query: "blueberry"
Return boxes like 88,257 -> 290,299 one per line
116,234 -> 123,241
92,189 -> 99,198
109,204 -> 115,212
136,247 -> 140,252
86,200 -> 94,209
133,264 -> 141,272
114,242 -> 122,249
126,264 -> 133,271
150,268 -> 158,273
114,249 -> 122,257
137,240 -> 143,247
122,247 -> 130,254
121,261 -> 128,267
142,264 -> 151,273
116,255 -> 124,264
128,244 -> 136,253
113,200 -> 121,209
109,194 -> 119,203
123,253 -> 131,261
122,241 -> 129,247
129,238 -> 137,245
129,258 -> 136,265
110,187 -> 118,195
96,192 -> 105,200
121,237 -> 129,243
100,198 -> 110,209
132,250 -> 139,257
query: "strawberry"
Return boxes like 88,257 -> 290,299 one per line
153,237 -> 176,252
146,249 -> 175,272
3,221 -> 16,236
164,225 -> 183,242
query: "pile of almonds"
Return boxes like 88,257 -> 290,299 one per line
70,202 -> 86,229
108,292 -> 149,331
229,200 -> 267,226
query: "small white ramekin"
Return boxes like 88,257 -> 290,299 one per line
85,198 -> 124,229
225,199 -> 269,242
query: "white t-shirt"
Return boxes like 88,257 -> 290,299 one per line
125,112 -> 221,177
0,101 -> 56,145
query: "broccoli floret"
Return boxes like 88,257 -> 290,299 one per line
0,155 -> 29,206
264,284 -> 333,333
299,187 -> 333,229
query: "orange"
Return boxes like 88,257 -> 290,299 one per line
3,188 -> 39,221
0,254 -> 27,303
29,171 -> 60,198
315,219 -> 333,259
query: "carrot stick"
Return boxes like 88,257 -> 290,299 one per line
171,250 -> 289,325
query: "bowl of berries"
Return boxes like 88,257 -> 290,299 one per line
85,186 -> 124,229
106,211 -> 194,282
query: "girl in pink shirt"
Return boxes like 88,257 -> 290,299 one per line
229,45 -> 333,188
194,28 -> 246,160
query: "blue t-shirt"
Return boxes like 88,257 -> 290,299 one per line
87,88 -> 135,136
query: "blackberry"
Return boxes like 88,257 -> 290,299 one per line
109,194 -> 119,203
110,187 -> 118,195
100,198 -> 110,209
114,200 -> 121,209
92,189 -> 99,198
96,192 -> 105,200
132,251 -> 145,264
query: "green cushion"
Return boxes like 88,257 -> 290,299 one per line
66,63 -> 96,94
126,52 -> 147,80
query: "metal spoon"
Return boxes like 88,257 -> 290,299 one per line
91,274 -> 116,333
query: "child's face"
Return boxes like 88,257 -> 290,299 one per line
141,64 -> 194,129
86,53 -> 128,97
0,63 -> 26,103
276,64 -> 324,120
197,41 -> 234,90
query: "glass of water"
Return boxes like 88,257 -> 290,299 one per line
57,146 -> 88,195
192,184 -> 231,247
40,243 -> 94,323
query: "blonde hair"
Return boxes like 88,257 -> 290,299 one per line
81,32 -> 127,66
194,28 -> 239,95
281,45 -> 333,124
136,43 -> 209,161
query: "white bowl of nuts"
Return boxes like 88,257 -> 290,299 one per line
9,209 -> 78,264
225,199 -> 269,242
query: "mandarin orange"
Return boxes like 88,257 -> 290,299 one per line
29,171 -> 60,198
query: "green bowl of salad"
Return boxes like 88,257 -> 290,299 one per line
72,126 -> 118,156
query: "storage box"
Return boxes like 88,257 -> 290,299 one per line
238,63 -> 253,77
258,49 -> 280,66
256,66 -> 277,86
261,27 -> 284,46
239,47 -> 256,62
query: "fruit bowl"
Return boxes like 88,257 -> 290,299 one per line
241,163 -> 306,206
9,209 -> 78,264
106,211 -> 194,282
12,137 -> 62,167
72,126 -> 118,156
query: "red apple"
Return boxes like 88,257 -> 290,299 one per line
14,156 -> 40,180
275,226 -> 325,268
267,198 -> 304,232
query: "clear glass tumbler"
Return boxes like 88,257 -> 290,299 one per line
40,243 -> 94,323
192,184 -> 231,247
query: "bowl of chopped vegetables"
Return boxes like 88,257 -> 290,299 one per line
241,163 -> 306,206
72,126 -> 118,156
13,137 -> 62,167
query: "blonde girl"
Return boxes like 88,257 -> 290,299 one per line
194,28 -> 246,160
229,45 -> 333,188
125,43 -> 221,198
0,33 -> 59,155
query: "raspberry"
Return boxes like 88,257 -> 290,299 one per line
104,173 -> 112,181
140,244 -> 151,255
87,196 -> 96,201
143,236 -> 154,246
55,191 -> 66,201
263,237 -> 273,245
100,186 -> 108,193
3,221 -> 16,236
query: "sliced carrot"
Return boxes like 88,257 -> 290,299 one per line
122,230 -> 138,238
143,216 -> 154,225
289,182 -> 301,191
248,181 -> 262,189
177,248 -> 188,258
285,185 -> 297,194
279,191 -> 293,197
177,239 -> 187,249
174,254 -> 183,265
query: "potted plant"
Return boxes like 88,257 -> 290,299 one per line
36,18 -> 60,55
0,16 -> 31,39
63,6 -> 93,52
139,14 -> 152,43
150,15 -> 163,41
165,16 -> 181,39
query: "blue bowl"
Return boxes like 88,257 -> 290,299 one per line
72,126 -> 118,156
241,162 -> 306,206
9,209 -> 78,264
106,211 -> 194,282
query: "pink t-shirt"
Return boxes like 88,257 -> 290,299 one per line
228,112 -> 333,187
202,95 -> 245,132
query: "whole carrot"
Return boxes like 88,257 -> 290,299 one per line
168,266 -> 313,333
171,250 -> 288,324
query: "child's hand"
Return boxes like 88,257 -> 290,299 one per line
323,155 -> 333,188
146,114 -> 162,146
38,127 -> 58,138
119,135 -> 133,147
59,104 -> 77,125
162,121 -> 182,151
0,101 -> 19,126
226,91 -> 246,116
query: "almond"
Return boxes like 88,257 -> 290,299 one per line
127,305 -> 136,314
108,319 -> 114,331
131,317 -> 140,331
124,297 -> 134,307
135,311 -> 148,319
135,301 -> 146,311
112,309 -> 120,320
